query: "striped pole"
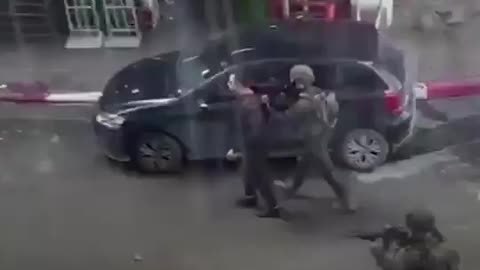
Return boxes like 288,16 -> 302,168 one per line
0,81 -> 101,104
2,78 -> 480,104
412,78 -> 480,100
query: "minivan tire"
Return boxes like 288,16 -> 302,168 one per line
339,129 -> 389,171
132,132 -> 184,173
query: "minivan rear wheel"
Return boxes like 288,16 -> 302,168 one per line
132,132 -> 184,173
339,129 -> 389,171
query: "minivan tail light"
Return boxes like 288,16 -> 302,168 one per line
384,89 -> 403,115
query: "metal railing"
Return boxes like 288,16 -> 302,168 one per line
102,0 -> 142,48
65,0 -> 101,35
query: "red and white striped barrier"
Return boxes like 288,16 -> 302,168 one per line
2,78 -> 480,104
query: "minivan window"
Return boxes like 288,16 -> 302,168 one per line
338,63 -> 388,90
177,57 -> 209,90
198,71 -> 236,104
311,63 -> 337,89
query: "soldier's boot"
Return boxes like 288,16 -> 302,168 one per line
324,171 -> 357,214
273,154 -> 309,198
333,187 -> 357,214
256,206 -> 281,218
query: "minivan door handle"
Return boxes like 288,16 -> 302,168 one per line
199,102 -> 209,110
197,99 -> 209,110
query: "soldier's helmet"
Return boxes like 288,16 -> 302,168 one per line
405,209 -> 436,234
289,65 -> 315,86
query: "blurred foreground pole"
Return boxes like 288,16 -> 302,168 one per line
409,0 -> 471,30
234,0 -> 268,25
2,76 -> 480,103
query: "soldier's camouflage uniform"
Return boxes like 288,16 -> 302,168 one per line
277,65 -> 354,210
371,209 -> 460,270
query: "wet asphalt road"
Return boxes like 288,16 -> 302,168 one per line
1,103 -> 480,270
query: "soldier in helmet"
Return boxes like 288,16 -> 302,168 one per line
270,64 -> 356,212
370,209 -> 460,270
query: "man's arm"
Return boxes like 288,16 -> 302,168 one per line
228,79 -> 262,110
268,92 -> 290,112
325,92 -> 339,115
284,96 -> 313,117
312,91 -> 339,127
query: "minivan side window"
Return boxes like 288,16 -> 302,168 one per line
235,61 -> 290,91
201,72 -> 236,104
338,63 -> 388,91
311,63 -> 337,90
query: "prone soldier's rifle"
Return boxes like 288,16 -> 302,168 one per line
351,224 -> 445,250
351,225 -> 411,250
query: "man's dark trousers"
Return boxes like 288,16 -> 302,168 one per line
290,129 -> 349,204
239,103 -> 277,211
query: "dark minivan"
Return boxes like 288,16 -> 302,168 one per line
94,21 -> 415,173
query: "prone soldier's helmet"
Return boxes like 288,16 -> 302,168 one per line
405,209 -> 436,234
290,65 -> 315,89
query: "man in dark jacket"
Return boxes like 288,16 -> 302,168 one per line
228,75 -> 281,218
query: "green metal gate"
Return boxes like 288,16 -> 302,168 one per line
64,0 -> 104,48
102,0 -> 142,48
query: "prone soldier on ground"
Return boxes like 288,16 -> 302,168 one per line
355,209 -> 460,270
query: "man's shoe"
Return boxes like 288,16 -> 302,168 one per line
256,207 -> 281,218
235,196 -> 257,208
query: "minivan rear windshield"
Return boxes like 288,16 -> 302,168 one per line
377,38 -> 406,83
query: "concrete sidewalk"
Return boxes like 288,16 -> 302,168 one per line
0,23 -> 210,93
2,6 -> 480,92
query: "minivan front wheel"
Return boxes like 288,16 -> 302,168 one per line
339,129 -> 389,171
132,132 -> 184,173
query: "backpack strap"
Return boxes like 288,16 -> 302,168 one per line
312,91 -> 338,128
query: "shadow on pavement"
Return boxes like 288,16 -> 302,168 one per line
394,114 -> 480,160
195,113 -> 480,173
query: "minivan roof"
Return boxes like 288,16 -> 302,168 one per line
212,20 -> 380,62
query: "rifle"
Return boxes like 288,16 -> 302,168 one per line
351,225 -> 411,250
